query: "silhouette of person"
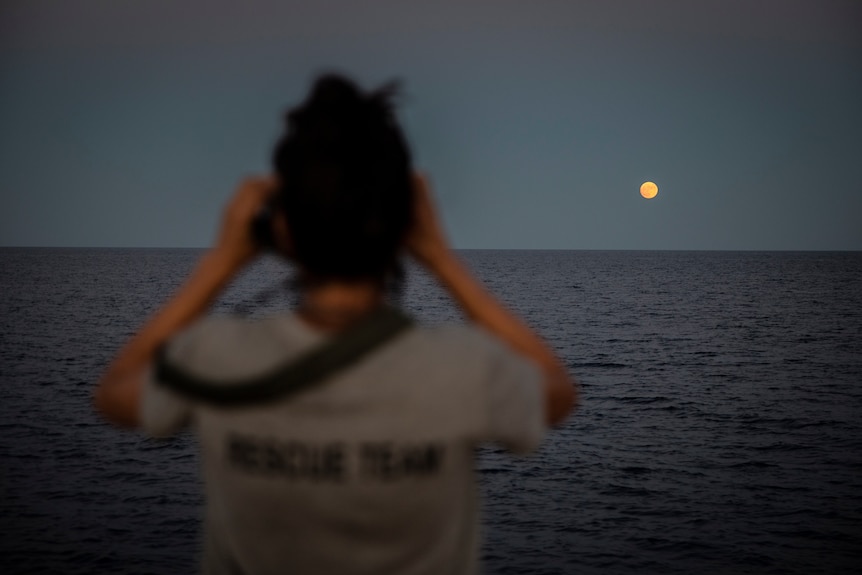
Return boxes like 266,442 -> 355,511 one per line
95,74 -> 577,575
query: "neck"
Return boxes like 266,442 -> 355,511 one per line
298,279 -> 384,332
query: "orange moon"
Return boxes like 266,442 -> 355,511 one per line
640,181 -> 658,199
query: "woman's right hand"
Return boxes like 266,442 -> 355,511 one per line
405,172 -> 576,426
406,173 -> 452,268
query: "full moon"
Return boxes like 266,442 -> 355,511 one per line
640,181 -> 658,199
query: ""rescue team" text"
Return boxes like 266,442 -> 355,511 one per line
227,433 -> 444,482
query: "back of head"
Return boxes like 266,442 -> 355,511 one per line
272,74 -> 413,284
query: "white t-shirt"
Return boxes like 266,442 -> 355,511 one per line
142,312 -> 545,575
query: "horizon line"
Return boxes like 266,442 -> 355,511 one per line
2,246 -> 861,253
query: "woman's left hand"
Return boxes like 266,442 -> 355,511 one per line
214,176 -> 279,270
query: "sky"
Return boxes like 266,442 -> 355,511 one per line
1,0 -> 861,250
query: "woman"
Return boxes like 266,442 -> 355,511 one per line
95,75 -> 576,575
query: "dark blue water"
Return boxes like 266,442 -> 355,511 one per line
2,248 -> 861,574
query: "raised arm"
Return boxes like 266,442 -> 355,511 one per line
406,174 -> 578,426
94,177 -> 276,427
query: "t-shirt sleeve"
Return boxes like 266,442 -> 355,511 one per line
477,330 -> 546,454
140,365 -> 192,438
138,318 -> 213,437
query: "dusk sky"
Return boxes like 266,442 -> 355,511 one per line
2,0 -> 860,250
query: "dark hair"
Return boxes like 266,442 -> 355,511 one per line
272,74 -> 413,284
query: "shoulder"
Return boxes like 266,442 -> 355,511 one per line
406,322 -> 545,453
169,315 -> 247,354
163,313 -> 321,381
410,322 -> 499,351
393,321 -> 541,392
410,322 -> 529,365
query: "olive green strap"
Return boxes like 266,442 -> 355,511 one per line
155,306 -> 413,407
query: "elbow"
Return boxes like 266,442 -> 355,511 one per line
93,378 -> 140,429
92,383 -> 118,426
545,371 -> 579,428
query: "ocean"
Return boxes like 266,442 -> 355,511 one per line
1,248 -> 860,574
